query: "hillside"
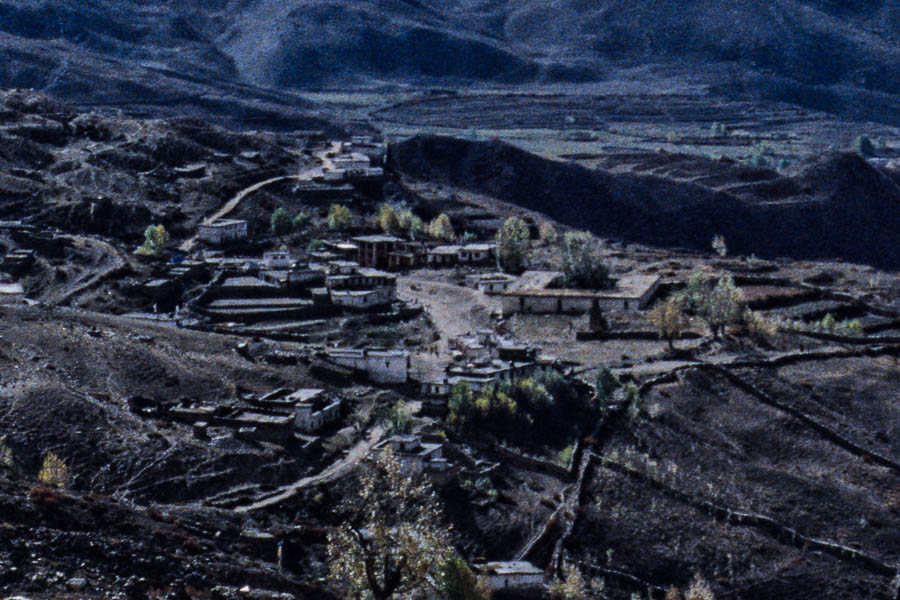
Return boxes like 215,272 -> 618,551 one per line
2,1 -> 900,124
392,134 -> 900,269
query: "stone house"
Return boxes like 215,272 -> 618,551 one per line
324,348 -> 410,384
354,235 -> 401,270
473,561 -> 543,590
285,389 -> 342,433
465,272 -> 516,295
457,243 -> 496,264
501,272 -> 661,315
198,219 -> 248,245
427,245 -> 461,266
374,435 -> 449,473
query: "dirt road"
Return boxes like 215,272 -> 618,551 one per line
233,425 -> 383,513
178,142 -> 341,252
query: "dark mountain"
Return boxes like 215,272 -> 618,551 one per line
1,1 -> 900,124
392,134 -> 900,269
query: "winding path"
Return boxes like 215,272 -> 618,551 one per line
178,142 -> 341,252
233,426 -> 383,513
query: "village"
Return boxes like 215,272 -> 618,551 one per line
2,129 -> 899,600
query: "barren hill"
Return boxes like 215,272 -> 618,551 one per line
392,134 -> 900,269
2,0 -> 900,124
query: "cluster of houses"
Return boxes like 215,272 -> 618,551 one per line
128,387 -> 343,448
353,234 -> 497,272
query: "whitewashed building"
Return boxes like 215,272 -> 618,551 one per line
325,348 -> 410,384
501,272 -> 661,315
473,561 -> 544,590
198,219 -> 248,245
286,389 -> 342,432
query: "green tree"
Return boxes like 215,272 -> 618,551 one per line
271,207 -> 293,237
702,274 -> 744,339
428,213 -> 456,242
292,211 -> 310,232
378,400 -> 413,435
328,204 -> 354,230
854,134 -> 875,157
595,364 -> 619,408
496,216 -> 530,273
552,562 -> 587,599
539,222 -> 558,245
448,382 -> 475,429
136,224 -> 168,257
434,555 -> 489,600
711,234 -> 727,257
561,232 -> 610,289
327,448 -> 453,600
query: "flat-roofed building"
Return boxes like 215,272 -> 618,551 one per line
473,561 -> 543,590
501,272 -> 661,315
353,235 -> 401,270
198,219 -> 248,245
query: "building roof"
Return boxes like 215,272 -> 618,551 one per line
475,561 -> 543,576
201,219 -> 246,228
506,271 -> 563,292
431,245 -> 462,254
286,389 -> 325,403
504,273 -> 660,300
461,243 -> 495,252
353,235 -> 401,244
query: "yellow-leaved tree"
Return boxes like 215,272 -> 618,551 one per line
327,447 -> 453,600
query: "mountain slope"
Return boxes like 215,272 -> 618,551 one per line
392,134 -> 900,269
2,0 -> 900,124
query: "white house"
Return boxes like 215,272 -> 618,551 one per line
324,348 -> 409,384
501,272 -> 661,315
427,245 -> 461,266
198,219 -> 248,245
286,388 -> 342,432
374,435 -> 449,473
264,249 -> 293,269
458,243 -> 496,264
465,272 -> 516,295
473,561 -> 544,590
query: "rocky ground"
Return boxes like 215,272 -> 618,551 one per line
0,90 -> 898,599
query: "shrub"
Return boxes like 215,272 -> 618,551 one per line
496,216 -> 530,273
595,364 -> 619,407
854,134 -> 875,157
136,224 -> 167,257
38,453 -> 69,489
376,203 -> 402,233
0,437 -> 13,467
539,222 -> 558,245
561,232 -> 610,289
428,213 -> 456,242
327,204 -> 353,230
270,207 -> 293,237
711,234 -> 727,257
552,562 -> 586,599
680,272 -> 744,338
649,298 -> 689,349
306,239 -> 324,252
377,400 -> 413,435
435,555 -> 489,600
558,444 -> 575,466
686,575 -> 715,600
743,309 -> 778,340
292,211 -> 310,232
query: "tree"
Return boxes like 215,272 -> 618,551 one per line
377,204 -> 402,234
327,448 -> 453,600
447,382 -> 475,429
595,364 -> 619,409
328,204 -> 354,230
292,211 -> 310,232
854,134 -> 875,157
561,232 -> 610,289
378,400 -> 413,435
496,216 -> 530,273
271,207 -> 293,237
711,234 -> 727,257
552,562 -> 586,599
539,222 -> 558,245
649,297 -> 689,349
38,453 -> 69,489
136,224 -> 167,257
428,214 -> 455,242
702,274 -> 744,339
434,555 -> 489,600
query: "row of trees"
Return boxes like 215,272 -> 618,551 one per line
649,271 -> 745,347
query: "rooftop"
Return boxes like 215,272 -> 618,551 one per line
504,273 -> 660,299
202,219 -> 246,228
353,235 -> 402,244
475,561 -> 543,576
